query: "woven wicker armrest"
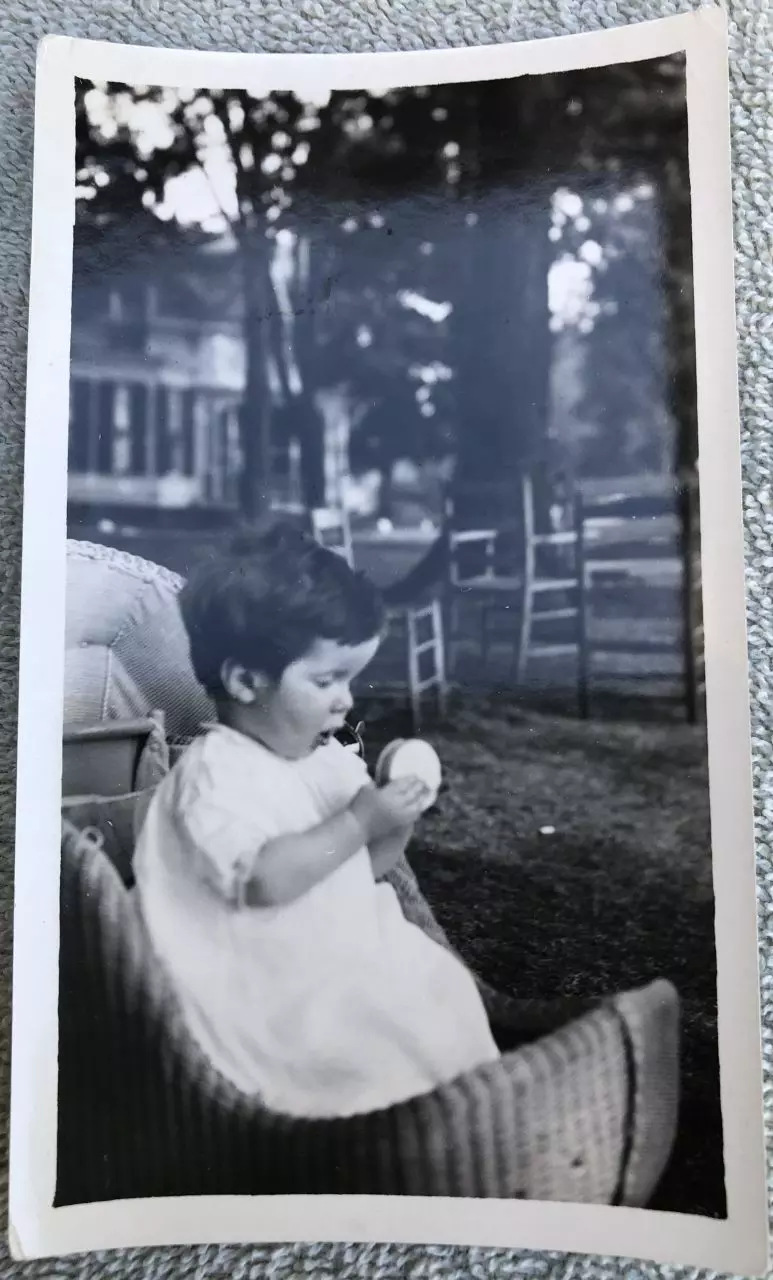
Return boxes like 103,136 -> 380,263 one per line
57,821 -> 679,1208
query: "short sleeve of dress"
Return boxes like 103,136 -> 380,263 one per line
170,735 -> 271,906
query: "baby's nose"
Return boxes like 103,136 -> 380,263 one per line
335,686 -> 353,714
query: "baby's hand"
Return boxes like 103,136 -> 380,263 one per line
351,778 -> 429,844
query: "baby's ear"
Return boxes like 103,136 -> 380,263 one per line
220,660 -> 267,704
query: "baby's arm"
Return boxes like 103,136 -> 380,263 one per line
242,807 -> 365,906
244,778 -> 429,907
175,740 -> 429,909
172,759 -> 363,909
369,824 -> 413,881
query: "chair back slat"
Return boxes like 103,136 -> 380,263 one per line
311,506 -> 354,568
448,528 -> 498,586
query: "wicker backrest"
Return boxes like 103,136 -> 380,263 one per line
57,821 -> 678,1208
66,539 -> 215,741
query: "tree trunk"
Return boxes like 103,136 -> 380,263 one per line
238,245 -> 273,520
286,233 -> 330,512
288,392 -> 326,510
238,311 -> 272,520
451,211 -> 552,526
448,81 -> 556,531
377,464 -> 395,522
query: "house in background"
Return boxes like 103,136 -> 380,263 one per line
68,239 -> 306,522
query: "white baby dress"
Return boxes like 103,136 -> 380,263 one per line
134,725 -> 499,1117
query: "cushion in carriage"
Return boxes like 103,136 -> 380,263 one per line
65,539 -> 214,740
58,819 -> 680,1207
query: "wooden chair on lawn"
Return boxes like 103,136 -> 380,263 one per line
446,474 -> 522,665
311,505 -> 447,731
447,475 -> 588,712
516,472 -> 587,709
577,472 -> 704,722
448,526 -> 521,659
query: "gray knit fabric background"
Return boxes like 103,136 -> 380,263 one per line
0,0 -> 770,1277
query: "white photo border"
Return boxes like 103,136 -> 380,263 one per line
10,9 -> 768,1271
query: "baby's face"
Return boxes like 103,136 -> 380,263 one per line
269,634 -> 380,756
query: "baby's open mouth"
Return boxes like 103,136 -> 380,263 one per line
315,726 -> 342,747
315,722 -> 360,751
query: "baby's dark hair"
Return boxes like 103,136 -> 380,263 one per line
180,521 -> 385,695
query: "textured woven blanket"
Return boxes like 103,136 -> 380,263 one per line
0,0 -> 770,1277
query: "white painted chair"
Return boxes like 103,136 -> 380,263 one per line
448,525 -> 521,664
448,528 -> 520,594
516,474 -> 586,698
311,506 -> 447,731
447,476 -> 586,707
401,597 -> 447,730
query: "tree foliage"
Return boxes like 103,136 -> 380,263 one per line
74,55 -> 696,523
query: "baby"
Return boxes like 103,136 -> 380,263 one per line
133,523 -> 499,1117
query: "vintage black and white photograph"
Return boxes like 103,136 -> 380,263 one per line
10,13 -> 767,1270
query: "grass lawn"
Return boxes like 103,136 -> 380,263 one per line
362,696 -> 723,1219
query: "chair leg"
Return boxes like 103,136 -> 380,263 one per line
577,575 -> 590,720
680,480 -> 700,724
683,585 -> 700,726
406,609 -> 422,734
483,603 -> 509,670
684,621 -> 698,726
430,598 -> 449,720
445,597 -> 462,686
479,602 -> 490,666
515,587 -> 532,686
577,660 -> 590,720
575,521 -> 590,719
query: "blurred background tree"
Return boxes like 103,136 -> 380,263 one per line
74,54 -> 694,524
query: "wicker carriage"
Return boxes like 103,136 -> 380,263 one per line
57,539 -> 680,1206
